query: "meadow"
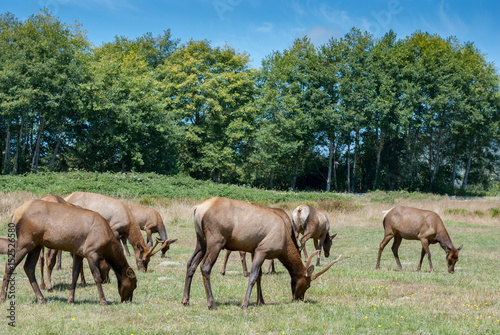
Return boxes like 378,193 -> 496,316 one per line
0,172 -> 499,334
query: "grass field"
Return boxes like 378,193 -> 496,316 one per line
0,173 -> 499,334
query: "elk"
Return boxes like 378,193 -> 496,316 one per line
220,204 -> 290,276
292,205 -> 337,266
39,195 -> 89,291
123,204 -> 176,258
64,191 -> 171,272
182,197 -> 341,310
0,199 -> 137,305
376,206 -> 463,273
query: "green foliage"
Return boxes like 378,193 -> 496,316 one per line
0,11 -> 498,195
489,207 -> 499,218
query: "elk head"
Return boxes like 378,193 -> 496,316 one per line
322,233 -> 337,258
137,238 -> 178,271
444,244 -> 462,273
292,251 -> 342,301
119,267 -> 137,302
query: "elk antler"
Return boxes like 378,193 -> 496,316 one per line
305,250 -> 321,270
311,254 -> 342,281
149,238 -> 176,257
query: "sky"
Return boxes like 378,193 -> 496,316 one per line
3,0 -> 500,71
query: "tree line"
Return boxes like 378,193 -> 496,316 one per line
1,10 -> 499,193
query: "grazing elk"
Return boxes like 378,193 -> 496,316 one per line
123,204 -> 176,258
292,205 -> 337,266
182,197 -> 341,310
376,206 -> 463,273
39,195 -> 89,291
0,199 -> 137,305
220,204 -> 291,276
64,191 -> 172,272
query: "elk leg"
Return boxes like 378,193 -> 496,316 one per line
376,233 -> 394,269
1,245 -> 30,302
420,239 -> 433,272
145,229 -> 154,249
77,253 -> 87,287
265,260 -> 276,275
200,245 -> 222,310
68,254 -> 83,304
182,237 -> 206,306
256,265 -> 265,306
56,249 -> 62,270
121,236 -> 131,257
239,251 -> 248,277
417,247 -> 426,272
39,247 -> 45,289
242,252 -> 266,310
45,248 -> 59,292
87,253 -> 107,306
220,250 -> 231,275
314,238 -> 322,266
24,246 -> 47,304
391,235 -> 403,270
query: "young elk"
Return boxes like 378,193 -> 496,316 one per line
182,197 -> 341,310
124,204 -> 176,258
65,192 -> 173,272
0,200 -> 137,305
376,206 -> 463,273
292,205 -> 337,266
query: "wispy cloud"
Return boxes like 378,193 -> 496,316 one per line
256,22 -> 273,33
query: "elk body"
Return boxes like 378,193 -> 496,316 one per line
182,197 -> 341,310
376,206 -> 463,273
64,191 -> 169,272
124,204 -> 176,258
220,205 -> 291,276
0,237 -> 14,255
0,199 -> 137,305
292,205 -> 337,266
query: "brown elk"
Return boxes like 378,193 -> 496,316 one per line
182,197 -> 341,310
123,204 -> 176,258
376,206 -> 463,273
292,205 -> 337,266
64,191 -> 171,272
220,204 -> 291,276
39,195 -> 89,291
0,199 -> 137,305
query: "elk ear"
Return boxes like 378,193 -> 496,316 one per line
126,267 -> 136,279
168,238 -> 178,245
136,242 -> 144,258
457,244 -> 463,251
330,233 -> 337,241
306,265 -> 315,277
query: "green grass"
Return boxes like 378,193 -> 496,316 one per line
0,173 -> 499,334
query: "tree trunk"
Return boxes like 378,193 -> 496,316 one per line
11,119 -> 23,176
49,122 -> 66,172
347,141 -> 351,193
2,121 -> 10,175
326,137 -> 335,192
451,140 -> 458,192
430,128 -> 443,189
291,157 -> 299,191
269,167 -> 274,190
352,130 -> 359,193
461,137 -> 475,190
30,116 -> 45,174
373,128 -> 384,190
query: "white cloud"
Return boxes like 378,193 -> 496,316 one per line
303,25 -> 338,46
256,22 -> 273,33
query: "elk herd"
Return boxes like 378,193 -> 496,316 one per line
0,192 -> 462,310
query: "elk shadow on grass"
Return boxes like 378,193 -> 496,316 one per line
45,296 -> 121,305
50,282 -> 96,292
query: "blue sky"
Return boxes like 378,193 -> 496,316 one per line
3,0 -> 500,70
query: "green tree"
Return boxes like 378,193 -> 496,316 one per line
158,40 -> 256,182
